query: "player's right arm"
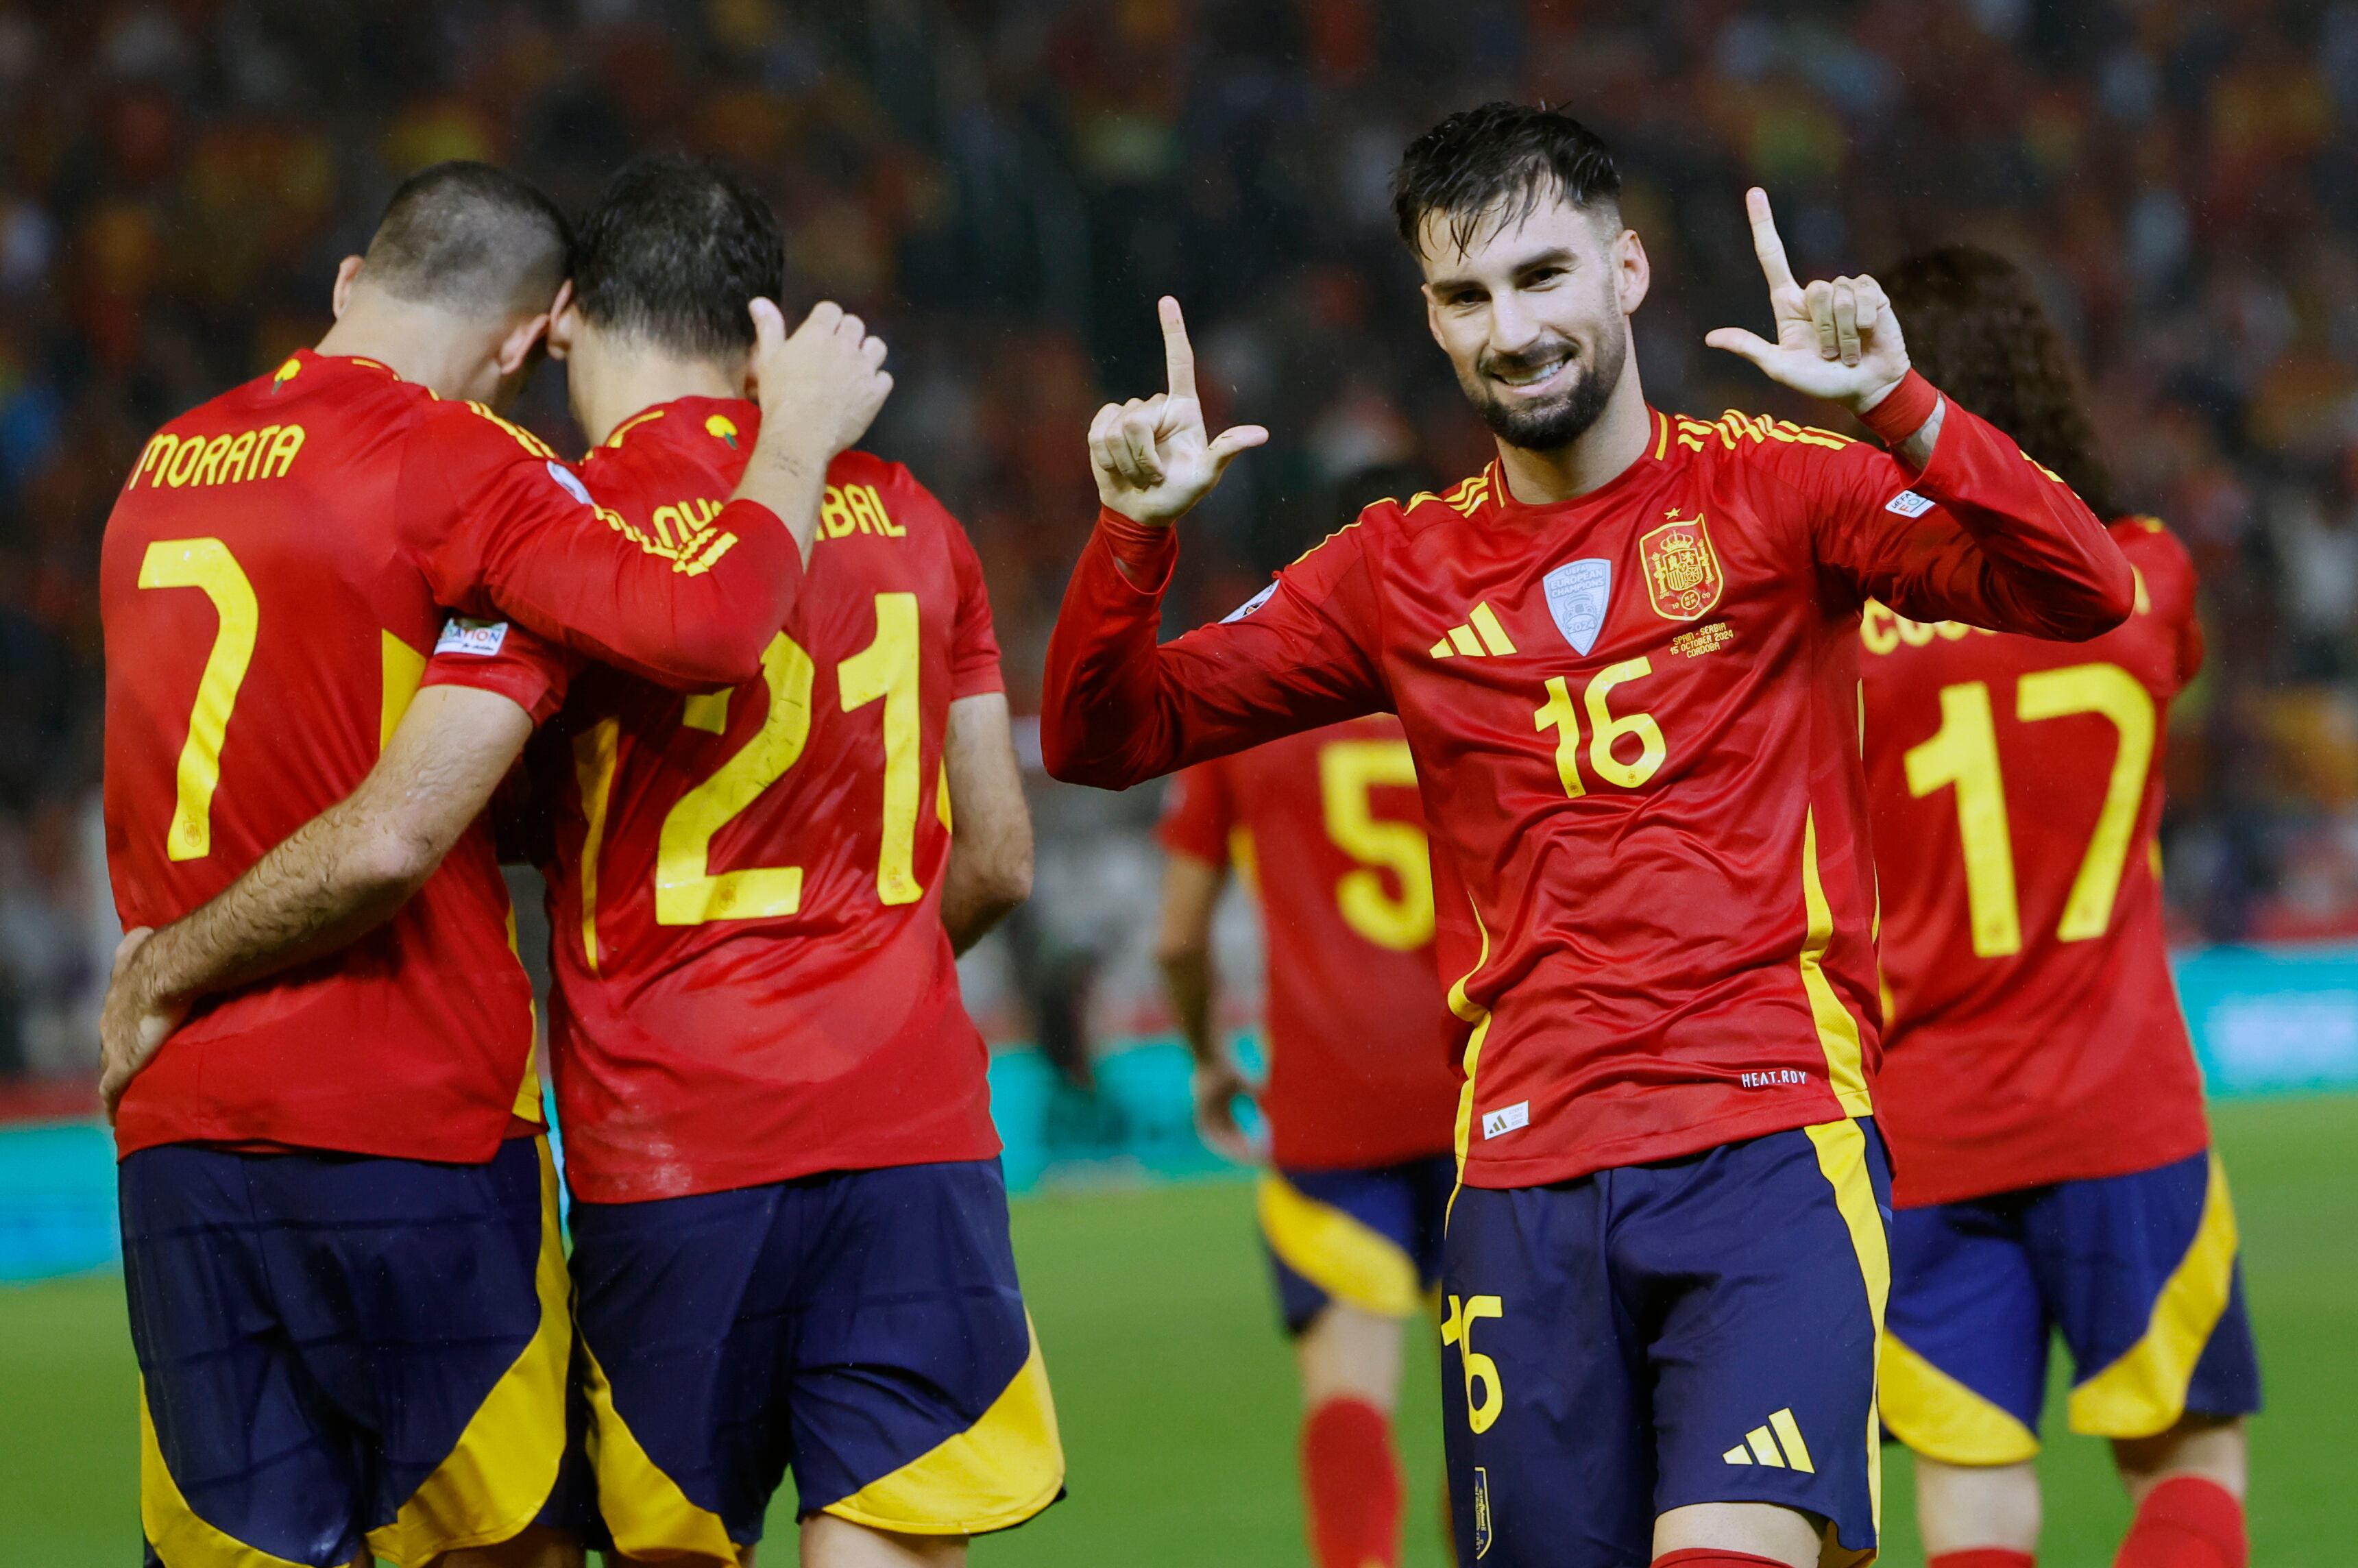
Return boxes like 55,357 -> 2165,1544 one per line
97,681 -> 546,1118
1154,761 -> 1255,1161
430,302 -> 892,689
938,693 -> 1034,955
1041,299 -> 1388,788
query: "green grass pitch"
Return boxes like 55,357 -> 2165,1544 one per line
3,1096 -> 2348,1566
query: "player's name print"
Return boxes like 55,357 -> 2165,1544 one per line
1859,600 -> 1997,656
817,481 -> 908,541
125,425 -> 307,492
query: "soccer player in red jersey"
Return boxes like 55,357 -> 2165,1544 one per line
422,156 -> 1058,1568
1040,103 -> 2136,1568
1860,247 -> 2259,1568
95,163 -> 888,1568
1155,716 -> 1462,1568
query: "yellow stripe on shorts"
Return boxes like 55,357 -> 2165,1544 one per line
367,1138 -> 572,1568
825,1312 -> 1067,1536
1256,1172 -> 1423,1318
581,1345 -> 739,1561
139,1382 -> 313,1568
1804,1118 -> 1891,1537
2068,1152 -> 2241,1438
1878,1332 -> 2041,1466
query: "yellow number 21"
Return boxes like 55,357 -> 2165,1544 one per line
138,539 -> 258,861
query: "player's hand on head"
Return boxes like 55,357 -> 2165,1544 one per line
1191,1053 -> 1260,1165
97,927 -> 188,1125
746,297 -> 895,465
1089,297 -> 1267,528
1704,188 -> 1910,415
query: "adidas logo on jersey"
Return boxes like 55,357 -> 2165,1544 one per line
1430,602 -> 1518,659
1722,1408 -> 1814,1472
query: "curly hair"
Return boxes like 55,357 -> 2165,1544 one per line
1882,245 -> 2119,522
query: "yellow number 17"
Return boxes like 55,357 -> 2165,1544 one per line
1904,662 -> 2156,957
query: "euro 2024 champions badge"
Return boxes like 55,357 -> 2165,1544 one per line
1639,509 -> 1724,621
1542,559 -> 1612,654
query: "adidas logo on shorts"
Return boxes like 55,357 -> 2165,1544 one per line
1721,1407 -> 1814,1472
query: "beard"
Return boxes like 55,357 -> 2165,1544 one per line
1458,326 -> 1627,453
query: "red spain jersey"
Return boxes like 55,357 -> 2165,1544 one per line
429,398 -> 1006,1203
1861,517 -> 2209,1208
1157,716 -> 1461,1170
1045,400 -> 2133,1190
103,352 -> 799,1162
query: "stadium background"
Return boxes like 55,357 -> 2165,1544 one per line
0,1 -> 2352,1563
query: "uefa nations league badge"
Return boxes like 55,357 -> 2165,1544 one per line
1542,559 -> 1612,654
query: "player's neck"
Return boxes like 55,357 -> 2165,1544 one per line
1492,363 -> 1654,508
314,295 -> 506,403
568,330 -> 746,448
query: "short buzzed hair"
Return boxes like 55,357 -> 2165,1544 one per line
1392,103 -> 1622,258
573,153 -> 785,360
361,161 -> 572,319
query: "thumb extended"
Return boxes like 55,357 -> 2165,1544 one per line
1703,327 -> 1777,365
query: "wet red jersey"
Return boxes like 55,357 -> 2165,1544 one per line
432,398 -> 1006,1202
1862,517 -> 2209,1207
104,352 -> 800,1162
1045,400 -> 2133,1190
1158,716 -> 1461,1170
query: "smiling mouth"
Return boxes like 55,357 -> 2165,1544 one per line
1488,352 -> 1575,394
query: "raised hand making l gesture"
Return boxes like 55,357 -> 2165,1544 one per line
1705,188 -> 1916,419
1090,297 -> 1269,527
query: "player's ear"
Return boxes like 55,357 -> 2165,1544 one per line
545,281 -> 579,363
1615,227 -> 1650,317
330,255 -> 365,320
495,306 -> 556,378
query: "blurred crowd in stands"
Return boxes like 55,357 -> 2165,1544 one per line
3,0 -> 2357,1083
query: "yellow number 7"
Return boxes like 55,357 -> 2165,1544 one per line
138,539 -> 258,861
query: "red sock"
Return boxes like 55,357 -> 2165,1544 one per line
1650,1551 -> 1788,1567
2115,1476 -> 2246,1568
1931,1551 -> 2036,1568
1302,1397 -> 1403,1568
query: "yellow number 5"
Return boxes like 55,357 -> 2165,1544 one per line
1317,739 -> 1434,951
138,539 -> 257,861
1442,1293 -> 1506,1434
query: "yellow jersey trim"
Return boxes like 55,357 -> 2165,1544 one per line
1803,1118 -> 1891,1536
379,630 -> 426,752
581,1346 -> 740,1560
1880,1332 -> 2041,1465
139,1384 -> 313,1567
1799,808 -> 1875,1116
604,407 -> 668,448
572,719 -> 621,974
2067,1153 -> 2240,1438
1445,898 -> 1494,1227
365,1138 -> 570,1567
1256,1173 -> 1423,1317
824,1314 -> 1067,1536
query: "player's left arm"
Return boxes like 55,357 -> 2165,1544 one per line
1707,188 -> 2132,639
98,650 -> 568,1119
939,692 -> 1033,955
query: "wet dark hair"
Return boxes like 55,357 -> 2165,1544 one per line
361,161 -> 572,319
1391,102 -> 1622,258
1883,245 -> 2120,520
572,152 -> 786,359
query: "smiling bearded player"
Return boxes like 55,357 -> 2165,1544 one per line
1038,102 -> 2135,1568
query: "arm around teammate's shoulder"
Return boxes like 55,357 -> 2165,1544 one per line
97,683 -> 539,1121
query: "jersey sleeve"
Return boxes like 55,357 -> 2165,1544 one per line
1771,400 -> 2134,640
1156,760 -> 1236,866
407,402 -> 803,690
417,617 -> 581,726
921,470 -> 1005,700
1040,509 -> 1391,789
2119,516 -> 2206,691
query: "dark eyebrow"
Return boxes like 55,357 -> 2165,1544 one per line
1427,246 -> 1581,294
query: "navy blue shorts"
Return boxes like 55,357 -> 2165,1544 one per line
1259,1155 -> 1453,1334
1441,1118 -> 1891,1567
568,1158 -> 1064,1556
1882,1147 -> 2263,1465
119,1136 -> 570,1568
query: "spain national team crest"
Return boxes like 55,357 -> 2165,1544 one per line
1639,511 -> 1724,622
1542,558 -> 1611,654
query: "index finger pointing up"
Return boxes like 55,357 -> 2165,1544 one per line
1744,187 -> 1800,295
1159,295 -> 1199,402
